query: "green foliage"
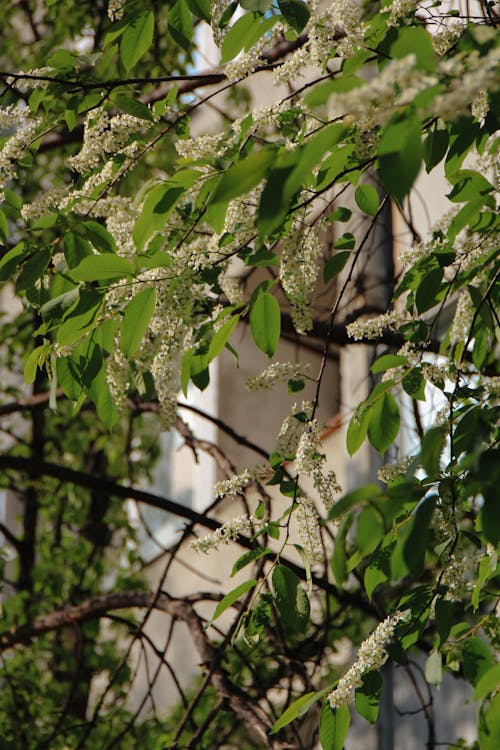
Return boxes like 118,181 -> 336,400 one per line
0,0 -> 498,747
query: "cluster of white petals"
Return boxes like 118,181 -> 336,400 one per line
347,311 -> 409,341
378,456 -> 414,483
67,107 -> 145,173
296,420 -> 342,509
434,48 -> 500,122
214,469 -> 252,499
382,0 -> 416,27
328,611 -> 409,708
108,0 -> 125,21
277,401 -> 314,458
296,496 -> 323,564
280,222 -> 323,333
0,114 -> 40,195
190,515 -> 258,553
449,289 -> 474,344
246,362 -> 311,391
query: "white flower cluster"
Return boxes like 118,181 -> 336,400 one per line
0,114 -> 40,196
328,55 -> 423,129
177,131 -> 233,161
296,496 -> 323,564
277,401 -> 314,458
21,186 -> 67,222
190,514 -> 257,553
399,235 -> 450,267
449,288 -> 474,344
434,48 -> 500,123
347,311 -> 409,341
378,456 -> 414,483
296,420 -> 342,509
328,611 -> 409,708
326,0 -> 365,58
246,362 -> 311,391
382,0 -> 416,27
108,0 -> 125,21
67,107 -> 145,173
214,469 -> 252,499
471,90 -> 489,123
280,222 -> 323,334
6,68 -> 54,91
431,21 -> 463,57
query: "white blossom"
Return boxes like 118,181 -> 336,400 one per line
214,469 -> 252,499
328,611 -> 410,708
108,0 -> 125,21
347,311 -> 410,341
190,515 -> 258,553
296,496 -> 323,564
246,362 -> 311,391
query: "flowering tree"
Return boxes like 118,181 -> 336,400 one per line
0,1 -> 498,748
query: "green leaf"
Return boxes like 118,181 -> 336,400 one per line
323,252 -> 350,283
420,425 -> 447,476
389,27 -> 436,72
271,691 -> 323,734
371,354 -> 408,374
249,292 -> 281,358
186,0 -> 211,22
346,402 -> 373,456
272,564 -> 310,634
278,0 -> 310,33
0,242 -> 28,282
221,12 -> 257,63
354,184 -> 380,216
423,121 -> 449,172
120,11 -> 155,72
473,664 -> 500,701
333,233 -> 355,250
331,514 -> 352,586
0,208 -> 8,242
402,367 -> 426,401
364,544 -> 390,599
82,221 -> 117,254
120,287 -> 156,357
391,496 -> 436,578
168,0 -> 193,52
210,149 -> 276,208
24,344 -> 48,384
112,94 -> 155,122
355,671 -> 382,724
57,290 -> 104,346
212,579 -> 257,621
207,314 -> 240,361
435,597 -> 454,646
424,650 -> 442,687
71,254 -> 134,281
472,553 -> 497,611
327,206 -> 351,223
231,547 -> 270,577
356,506 -> 384,557
16,247 -> 51,293
481,486 -> 500,546
447,169 -> 494,203
328,483 -> 382,520
319,702 -> 350,750
63,232 -> 92,267
415,266 -> 443,313
133,171 -> 199,249
367,391 -> 400,454
463,637 -> 494,687
378,115 -> 422,204
479,692 -> 500,750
